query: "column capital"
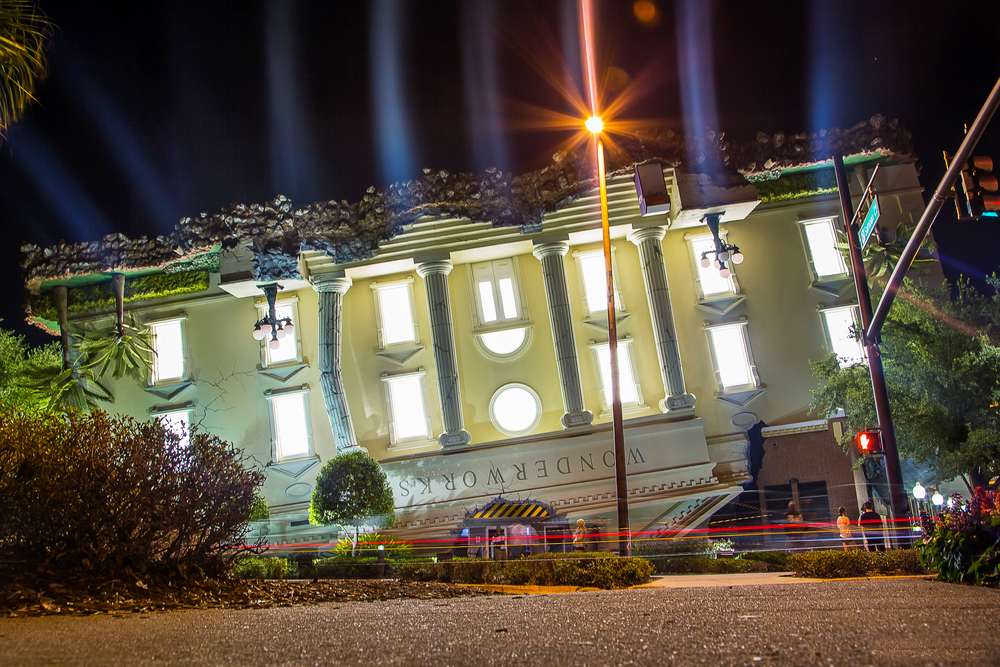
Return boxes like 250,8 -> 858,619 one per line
311,273 -> 353,294
532,241 -> 569,260
627,225 -> 667,245
415,259 -> 454,278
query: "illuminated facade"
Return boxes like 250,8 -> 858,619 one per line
22,120 -> 938,552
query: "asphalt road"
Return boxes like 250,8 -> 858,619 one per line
2,578 -> 998,667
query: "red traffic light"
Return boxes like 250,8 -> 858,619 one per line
960,156 -> 1000,217
856,430 -> 882,454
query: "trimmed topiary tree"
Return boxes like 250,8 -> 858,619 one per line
310,450 -> 396,556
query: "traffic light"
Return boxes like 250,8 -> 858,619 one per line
959,156 -> 1000,218
856,430 -> 882,455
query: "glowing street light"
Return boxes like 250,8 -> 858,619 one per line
932,492 -> 944,506
585,115 -> 604,134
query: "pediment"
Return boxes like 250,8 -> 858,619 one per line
716,387 -> 766,407
695,295 -> 746,316
375,344 -> 425,367
258,362 -> 308,384
144,380 -> 194,402
810,279 -> 853,298
581,311 -> 632,333
268,456 -> 321,480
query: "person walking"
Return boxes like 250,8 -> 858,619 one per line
785,501 -> 804,551
572,519 -> 587,551
858,500 -> 885,552
836,506 -> 857,550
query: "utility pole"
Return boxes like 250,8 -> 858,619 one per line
833,155 -> 911,548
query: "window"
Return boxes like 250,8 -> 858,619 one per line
821,305 -> 865,368
690,235 -> 738,298
801,218 -> 849,278
266,388 -> 313,461
150,318 -> 185,383
589,338 -> 646,416
381,369 -> 432,447
257,299 -> 300,366
573,249 -> 624,315
467,259 -> 532,360
706,321 -> 760,390
489,383 -> 542,436
151,406 -> 193,448
372,279 -> 418,348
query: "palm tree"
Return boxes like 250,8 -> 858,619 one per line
836,221 -> 937,279
0,0 -> 51,138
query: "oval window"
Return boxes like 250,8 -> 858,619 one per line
489,383 -> 542,436
476,327 -> 531,361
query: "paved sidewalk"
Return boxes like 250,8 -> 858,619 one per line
640,571 -> 824,588
2,577 -> 998,666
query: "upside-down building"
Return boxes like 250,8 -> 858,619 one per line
21,117 -> 938,553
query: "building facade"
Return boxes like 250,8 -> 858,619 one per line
21,120 -> 937,553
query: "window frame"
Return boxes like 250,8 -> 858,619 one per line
572,247 -> 626,319
380,368 -> 434,450
371,278 -> 420,350
255,295 -> 302,367
685,232 -> 742,301
588,336 -> 647,418
799,216 -> 850,281
148,315 -> 188,385
820,305 -> 866,368
466,258 -> 532,360
264,385 -> 315,463
704,319 -> 761,393
488,382 -> 543,437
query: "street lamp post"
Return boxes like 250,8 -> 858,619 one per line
588,116 -> 631,557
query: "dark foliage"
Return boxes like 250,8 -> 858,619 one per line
920,488 -> 1000,586
788,549 -> 925,578
0,410 -> 264,580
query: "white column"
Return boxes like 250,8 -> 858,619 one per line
532,241 -> 594,429
312,273 -> 359,451
628,226 -> 696,412
415,259 -> 472,448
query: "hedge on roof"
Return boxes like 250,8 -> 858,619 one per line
29,270 -> 211,322
754,169 -> 839,204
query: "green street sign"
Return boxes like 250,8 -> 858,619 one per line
860,194 -> 880,246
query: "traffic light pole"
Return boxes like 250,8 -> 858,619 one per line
833,154 -> 911,548
868,75 -> 1000,338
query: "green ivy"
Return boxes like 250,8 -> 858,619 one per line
754,169 -> 839,204
29,270 -> 211,322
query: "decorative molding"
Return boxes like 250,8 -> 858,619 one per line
581,311 -> 632,332
374,344 -> 425,367
695,295 -> 746,316
144,379 -> 194,402
267,455 -> 321,480
716,387 -> 766,407
258,362 -> 309,384
760,419 -> 829,438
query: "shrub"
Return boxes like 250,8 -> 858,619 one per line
331,532 -> 412,559
788,549 -> 926,578
249,494 -> 270,522
644,557 -> 769,575
396,553 -> 653,589
920,488 -> 1000,586
738,550 -> 790,571
233,557 -> 296,580
0,410 -> 264,580
632,536 -> 712,557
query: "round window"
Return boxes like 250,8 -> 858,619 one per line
489,383 -> 542,436
475,327 -> 531,361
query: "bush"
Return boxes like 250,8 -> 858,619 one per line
0,410 -> 264,579
396,553 -> 653,589
920,488 -> 1000,586
233,557 -> 296,580
738,550 -> 790,571
331,532 -> 412,559
249,494 -> 270,522
644,557 -> 768,575
788,549 -> 926,578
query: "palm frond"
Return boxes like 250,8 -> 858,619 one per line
75,312 -> 153,381
0,0 -> 52,136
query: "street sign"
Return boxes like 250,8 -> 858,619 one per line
859,193 -> 880,247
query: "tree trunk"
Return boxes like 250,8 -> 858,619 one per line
112,273 -> 126,336
967,469 -> 989,491
54,285 -> 70,370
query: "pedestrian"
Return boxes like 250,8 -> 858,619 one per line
785,501 -> 804,551
572,519 -> 587,551
836,506 -> 857,550
858,500 -> 885,552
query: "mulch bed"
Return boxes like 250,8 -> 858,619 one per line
1,578 -> 496,617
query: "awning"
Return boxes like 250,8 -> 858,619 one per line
471,499 -> 551,520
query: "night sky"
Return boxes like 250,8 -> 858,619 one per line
4,0 -> 1000,346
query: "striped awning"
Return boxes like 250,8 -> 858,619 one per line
472,500 -> 550,519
